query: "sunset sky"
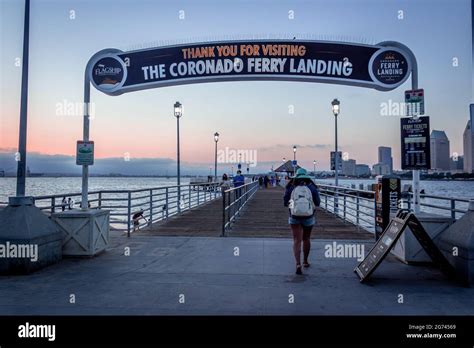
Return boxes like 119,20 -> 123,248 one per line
0,0 -> 472,175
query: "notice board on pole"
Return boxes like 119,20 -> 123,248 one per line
400,116 -> 430,170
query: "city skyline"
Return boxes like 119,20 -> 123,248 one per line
0,0 -> 472,174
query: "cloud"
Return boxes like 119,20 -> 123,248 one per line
0,149 -> 177,176
0,149 -> 281,176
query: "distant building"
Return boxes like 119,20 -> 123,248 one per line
450,155 -> 464,173
378,146 -> 393,173
372,163 -> 391,175
342,159 -> 356,176
430,130 -> 450,171
355,164 -> 371,177
464,119 -> 473,173
274,160 -> 302,176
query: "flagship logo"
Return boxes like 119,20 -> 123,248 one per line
324,242 -> 365,261
0,242 -> 38,262
18,322 -> 55,341
91,56 -> 126,92
95,64 -> 122,76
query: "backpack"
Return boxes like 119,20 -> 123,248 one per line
289,184 -> 315,217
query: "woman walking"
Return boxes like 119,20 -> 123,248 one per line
283,168 -> 320,275
220,173 -> 231,191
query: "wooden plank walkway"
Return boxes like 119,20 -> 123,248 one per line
228,186 -> 373,240
141,197 -> 223,237
141,186 -> 373,240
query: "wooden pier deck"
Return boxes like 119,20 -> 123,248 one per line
142,186 -> 373,240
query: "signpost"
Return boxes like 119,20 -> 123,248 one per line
330,151 -> 343,171
400,116 -> 430,170
405,88 -> 424,116
76,141 -> 94,166
354,210 -> 456,283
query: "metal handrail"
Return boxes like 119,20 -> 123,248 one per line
318,184 -> 377,234
318,184 -> 376,232
222,180 -> 259,236
405,192 -> 470,220
31,182 -> 222,237
317,182 -> 470,234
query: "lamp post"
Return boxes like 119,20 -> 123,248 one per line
214,132 -> 219,182
331,99 -> 340,186
313,160 -> 316,179
331,98 -> 340,214
13,0 -> 30,203
293,145 -> 297,175
174,101 -> 182,213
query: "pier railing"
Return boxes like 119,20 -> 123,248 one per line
222,180 -> 259,236
317,184 -> 377,233
403,192 -> 470,220
32,183 -> 221,236
316,183 -> 470,234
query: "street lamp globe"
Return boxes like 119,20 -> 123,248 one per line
214,132 -> 219,142
331,98 -> 340,117
293,145 -> 297,153
174,101 -> 182,118
313,160 -> 316,165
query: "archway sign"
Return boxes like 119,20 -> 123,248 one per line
87,40 -> 414,95
80,40 -> 421,212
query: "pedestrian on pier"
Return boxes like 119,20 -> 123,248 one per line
61,196 -> 67,211
132,209 -> 148,232
221,173 -> 231,191
283,168 -> 320,275
67,197 -> 73,210
233,170 -> 245,199
263,175 -> 269,188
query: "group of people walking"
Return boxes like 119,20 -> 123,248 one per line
256,175 -> 280,188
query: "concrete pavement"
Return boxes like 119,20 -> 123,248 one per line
0,234 -> 472,315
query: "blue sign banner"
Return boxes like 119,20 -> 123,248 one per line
88,40 -> 413,95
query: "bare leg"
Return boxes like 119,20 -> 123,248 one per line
303,226 -> 313,265
290,224 -> 303,266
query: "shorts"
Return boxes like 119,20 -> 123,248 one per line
288,215 -> 315,227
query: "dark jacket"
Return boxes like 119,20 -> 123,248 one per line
283,182 -> 321,208
233,174 -> 245,187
